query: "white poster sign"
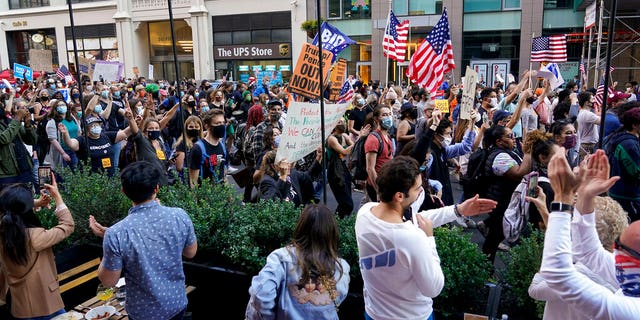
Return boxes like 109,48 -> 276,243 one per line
585,2 -> 596,30
148,64 -> 154,80
276,101 -> 348,164
92,60 -> 123,82
460,66 -> 477,120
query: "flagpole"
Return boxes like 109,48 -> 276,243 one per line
385,0 -> 392,87
594,0 -> 604,88
316,0 -> 327,204
529,33 -> 534,89
66,0 -> 88,158
586,28 -> 593,87
599,0 -> 617,149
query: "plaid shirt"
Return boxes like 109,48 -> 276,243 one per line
249,120 -> 282,163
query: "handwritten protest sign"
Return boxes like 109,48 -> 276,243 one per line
276,101 -> 348,163
28,49 -> 53,72
288,43 -> 334,100
460,66 -> 477,120
329,58 -> 347,101
92,60 -> 123,82
434,100 -> 449,113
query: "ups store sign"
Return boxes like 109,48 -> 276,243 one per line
214,44 -> 291,60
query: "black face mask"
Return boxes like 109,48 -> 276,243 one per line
40,96 -> 49,101
186,128 -> 200,137
210,125 -> 225,138
188,101 -> 196,108
147,130 -> 161,140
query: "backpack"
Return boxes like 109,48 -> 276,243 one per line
195,139 -> 227,183
460,148 -> 490,200
503,176 -> 549,242
349,131 -> 383,181
243,126 -> 258,164
232,122 -> 247,164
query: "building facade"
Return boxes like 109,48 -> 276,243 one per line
0,0 -> 637,85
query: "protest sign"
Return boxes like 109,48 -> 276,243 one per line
148,64 -> 154,80
13,63 -> 33,82
460,66 -> 477,120
78,57 -> 95,79
28,49 -> 53,72
434,100 -> 449,113
276,101 -> 348,164
329,58 -> 347,101
92,60 -> 123,82
288,43 -> 334,100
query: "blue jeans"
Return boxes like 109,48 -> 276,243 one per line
13,308 -> 65,320
62,150 -> 78,172
112,140 -> 123,170
365,311 -> 433,320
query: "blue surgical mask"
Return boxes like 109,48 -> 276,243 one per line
201,106 -> 210,113
274,135 -> 281,148
94,105 -> 103,113
72,93 -> 80,99
77,111 -> 82,118
90,125 -> 102,135
359,98 -> 366,106
56,106 -> 67,114
381,117 -> 393,130
113,91 -> 121,98
49,84 -> 56,90
101,91 -> 109,99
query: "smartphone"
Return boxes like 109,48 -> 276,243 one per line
482,113 -> 489,125
38,166 -> 52,190
527,172 -> 539,197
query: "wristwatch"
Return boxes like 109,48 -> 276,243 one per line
550,202 -> 573,213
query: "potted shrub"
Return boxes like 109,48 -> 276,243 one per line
301,19 -> 324,39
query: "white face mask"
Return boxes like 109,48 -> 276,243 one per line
442,136 -> 452,147
410,187 -> 425,225
490,97 -> 498,107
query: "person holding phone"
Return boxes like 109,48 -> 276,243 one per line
0,107 -> 37,193
0,174 -> 74,319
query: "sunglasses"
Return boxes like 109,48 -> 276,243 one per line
615,237 -> 640,260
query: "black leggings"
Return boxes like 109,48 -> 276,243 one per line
482,205 -> 506,264
329,168 -> 353,217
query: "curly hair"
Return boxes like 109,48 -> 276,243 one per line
523,130 -> 557,166
594,196 -> 629,252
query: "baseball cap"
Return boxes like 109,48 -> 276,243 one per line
159,89 -> 168,96
267,99 -> 282,107
248,76 -> 257,87
85,116 -> 103,126
400,102 -> 414,114
609,91 -> 632,103
493,110 -> 512,123
135,84 -> 145,92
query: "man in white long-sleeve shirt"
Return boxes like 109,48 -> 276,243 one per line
541,149 -> 640,319
355,156 -> 497,320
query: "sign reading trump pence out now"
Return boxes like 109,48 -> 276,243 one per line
276,101 -> 348,164
289,43 -> 334,100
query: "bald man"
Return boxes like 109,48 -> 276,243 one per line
541,149 -> 640,319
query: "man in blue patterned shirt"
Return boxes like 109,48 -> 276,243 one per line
97,161 -> 198,320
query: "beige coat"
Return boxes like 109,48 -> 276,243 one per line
0,207 -> 74,318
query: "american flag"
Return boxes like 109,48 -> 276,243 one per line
383,10 -> 409,62
531,35 -> 567,62
594,83 -> 614,108
406,9 -> 455,95
337,80 -> 354,103
56,65 -> 69,79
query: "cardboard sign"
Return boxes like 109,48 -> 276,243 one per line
28,49 -> 53,72
78,57 -> 95,79
13,63 -> 33,82
329,58 -> 347,101
288,43 -> 334,100
434,99 -> 449,113
460,66 -> 477,120
92,60 -> 123,82
276,101 -> 348,164
148,64 -> 154,80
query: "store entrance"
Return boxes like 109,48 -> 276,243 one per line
150,58 -> 195,81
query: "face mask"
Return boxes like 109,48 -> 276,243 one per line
211,124 -> 226,138
615,250 -> 640,297
90,125 -> 102,136
490,97 -> 498,107
101,91 -> 110,99
49,84 -> 56,90
270,112 -> 280,122
139,91 -> 146,97
113,91 -> 121,98
186,128 -> 200,137
72,93 -> 80,99
440,135 -> 452,147
200,106 -> 210,113
86,85 -> 93,92
274,135 -> 281,148
563,134 -> 577,149
180,91 -> 185,97
358,98 -> 366,106
476,93 -> 482,99
40,96 -> 49,101
57,106 -> 67,114
77,111 -> 82,118
147,130 -> 161,140
215,96 -> 222,101
381,116 -> 393,130
188,101 -> 196,108
94,105 -> 103,113
410,187 -> 425,222
137,106 -> 144,115
499,94 -> 505,100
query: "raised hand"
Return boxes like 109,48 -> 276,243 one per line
548,147 -> 581,205
457,195 -> 498,217
575,150 -> 620,214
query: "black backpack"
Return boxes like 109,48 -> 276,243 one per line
349,131 -> 383,181
460,148 -> 490,200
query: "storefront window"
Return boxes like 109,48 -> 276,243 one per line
148,20 -> 193,56
6,29 -> 58,67
462,30 -> 520,75
66,37 -> 118,63
544,0 -> 573,9
9,0 -> 49,9
327,0 -> 371,20
394,0 -> 441,16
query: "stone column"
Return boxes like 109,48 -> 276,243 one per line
113,0 -> 137,79
0,21 -> 9,70
189,1 -> 212,80
443,0 -> 463,81
520,0 -> 543,74
371,0 -> 391,83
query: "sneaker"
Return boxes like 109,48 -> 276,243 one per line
498,242 -> 511,251
477,220 -> 488,237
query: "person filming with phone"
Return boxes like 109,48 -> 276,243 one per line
0,102 -> 37,193
0,174 -> 74,319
